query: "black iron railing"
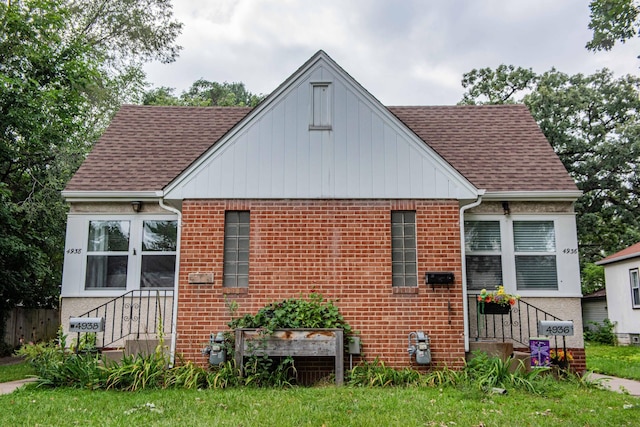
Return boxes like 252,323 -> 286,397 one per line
468,296 -> 563,347
74,290 -> 174,349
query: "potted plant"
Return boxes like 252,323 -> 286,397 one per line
477,286 -> 519,315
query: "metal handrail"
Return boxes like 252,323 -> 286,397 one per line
73,289 -> 174,349
468,296 -> 563,347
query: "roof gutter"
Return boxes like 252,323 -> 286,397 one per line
460,190 -> 485,353
61,190 -> 164,203
482,190 -> 582,202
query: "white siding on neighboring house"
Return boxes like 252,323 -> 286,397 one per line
600,258 -> 640,344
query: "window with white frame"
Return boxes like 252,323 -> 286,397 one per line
464,220 -> 503,290
464,217 -> 568,294
391,211 -> 417,287
84,218 -> 177,290
631,268 -> 640,308
223,211 -> 250,288
513,221 -> 558,290
86,220 -> 130,289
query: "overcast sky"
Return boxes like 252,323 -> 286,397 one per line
143,0 -> 640,106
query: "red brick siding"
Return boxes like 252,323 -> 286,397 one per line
176,199 -> 465,369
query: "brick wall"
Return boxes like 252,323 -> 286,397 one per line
176,199 -> 465,370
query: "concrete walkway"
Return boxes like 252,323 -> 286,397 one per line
587,373 -> 640,396
0,378 -> 37,395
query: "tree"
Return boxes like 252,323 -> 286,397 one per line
0,0 -> 183,332
461,66 -> 640,292
143,79 -> 264,107
586,0 -> 640,55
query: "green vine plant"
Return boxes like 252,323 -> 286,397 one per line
224,293 -> 355,386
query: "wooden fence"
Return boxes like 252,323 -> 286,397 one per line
3,308 -> 60,347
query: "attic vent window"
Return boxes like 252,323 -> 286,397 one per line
310,82 -> 332,130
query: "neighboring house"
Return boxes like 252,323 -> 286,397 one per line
581,289 -> 608,330
596,242 -> 640,346
60,51 -> 585,372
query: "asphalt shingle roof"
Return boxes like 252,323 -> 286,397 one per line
65,104 -> 577,193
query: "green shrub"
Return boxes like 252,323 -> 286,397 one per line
584,318 -> 617,345
228,293 -> 352,335
16,334 -> 105,389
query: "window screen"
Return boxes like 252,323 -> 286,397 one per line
514,221 -> 558,290
464,221 -> 503,290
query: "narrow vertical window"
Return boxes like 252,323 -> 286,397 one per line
310,83 -> 331,129
391,211 -> 417,287
464,221 -> 503,290
85,221 -> 130,289
140,220 -> 177,288
630,269 -> 640,308
224,211 -> 250,287
514,221 -> 558,290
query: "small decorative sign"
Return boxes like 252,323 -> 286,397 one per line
538,320 -> 574,336
69,317 -> 105,333
529,338 -> 550,368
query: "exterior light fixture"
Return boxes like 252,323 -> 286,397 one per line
131,201 -> 142,213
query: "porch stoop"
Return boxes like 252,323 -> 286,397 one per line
466,341 -> 532,373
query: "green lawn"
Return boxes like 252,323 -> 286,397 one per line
1,383 -> 639,426
586,342 -> 640,380
0,360 -> 33,383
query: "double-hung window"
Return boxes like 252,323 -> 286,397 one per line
464,221 -> 503,290
513,221 -> 557,290
631,268 -> 640,308
86,221 -> 130,289
391,211 -> 417,287
140,220 -> 177,288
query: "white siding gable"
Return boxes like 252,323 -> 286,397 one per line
164,51 -> 479,201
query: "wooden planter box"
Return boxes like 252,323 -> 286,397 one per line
234,328 -> 344,385
479,301 -> 511,315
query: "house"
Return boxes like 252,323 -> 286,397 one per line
60,51 -> 585,373
581,289 -> 608,331
596,242 -> 640,346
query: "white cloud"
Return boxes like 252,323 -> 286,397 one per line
143,0 -> 640,105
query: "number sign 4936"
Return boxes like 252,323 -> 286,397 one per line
538,320 -> 574,336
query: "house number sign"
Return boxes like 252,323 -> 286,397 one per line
538,320 -> 574,336
69,317 -> 105,333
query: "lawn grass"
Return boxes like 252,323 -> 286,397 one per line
0,361 -> 34,383
0,382 -> 639,426
586,342 -> 640,381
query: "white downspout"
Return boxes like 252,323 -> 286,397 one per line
460,191 -> 485,352
159,198 -> 182,367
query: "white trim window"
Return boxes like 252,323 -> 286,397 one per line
631,268 -> 640,309
513,221 -> 558,290
84,218 -> 177,290
85,220 -> 131,289
464,220 -> 503,290
463,214 -> 579,296
62,214 -> 178,296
